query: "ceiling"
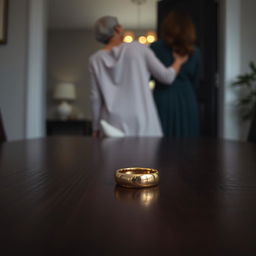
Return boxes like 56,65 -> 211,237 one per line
48,0 -> 159,30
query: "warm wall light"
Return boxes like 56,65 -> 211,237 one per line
146,31 -> 157,44
130,0 -> 158,45
123,31 -> 135,43
124,35 -> 133,43
138,36 -> 147,44
138,32 -> 157,45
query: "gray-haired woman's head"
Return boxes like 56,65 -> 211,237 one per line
94,16 -> 119,44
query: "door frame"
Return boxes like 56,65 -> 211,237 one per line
25,0 -> 48,139
218,0 -> 243,140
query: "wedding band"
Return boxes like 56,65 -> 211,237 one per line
115,167 -> 159,188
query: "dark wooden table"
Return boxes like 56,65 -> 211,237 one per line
0,137 -> 256,256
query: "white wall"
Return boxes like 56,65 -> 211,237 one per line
26,0 -> 48,139
0,0 -> 29,141
0,0 -> 47,141
220,0 -> 256,141
48,0 -> 158,30
239,0 -> 256,139
220,0 -> 242,140
47,29 -> 102,119
240,0 -> 256,73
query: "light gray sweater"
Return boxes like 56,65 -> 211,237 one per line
89,42 -> 176,137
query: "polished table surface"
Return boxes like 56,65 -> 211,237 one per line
0,137 -> 256,255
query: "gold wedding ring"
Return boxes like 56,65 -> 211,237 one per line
115,167 -> 159,188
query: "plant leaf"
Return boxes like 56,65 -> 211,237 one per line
249,61 -> 256,74
239,98 -> 251,105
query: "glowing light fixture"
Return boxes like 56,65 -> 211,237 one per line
124,35 -> 133,43
123,31 -> 135,43
128,0 -> 157,45
146,31 -> 157,44
138,36 -> 147,44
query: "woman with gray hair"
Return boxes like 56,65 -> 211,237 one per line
89,16 -> 187,137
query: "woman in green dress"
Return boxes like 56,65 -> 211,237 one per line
151,12 -> 201,137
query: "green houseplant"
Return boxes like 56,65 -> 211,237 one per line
232,61 -> 256,141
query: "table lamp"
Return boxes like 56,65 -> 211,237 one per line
53,82 -> 76,120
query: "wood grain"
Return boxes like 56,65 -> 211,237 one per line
0,137 -> 256,255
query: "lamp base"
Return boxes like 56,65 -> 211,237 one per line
56,101 -> 72,120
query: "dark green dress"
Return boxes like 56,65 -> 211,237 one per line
150,40 -> 201,137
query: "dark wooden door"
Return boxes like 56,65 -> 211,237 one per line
157,0 -> 218,137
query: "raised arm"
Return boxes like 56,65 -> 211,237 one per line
145,47 -> 187,84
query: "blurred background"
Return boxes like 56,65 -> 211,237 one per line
0,0 -> 256,142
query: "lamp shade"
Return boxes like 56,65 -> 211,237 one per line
53,83 -> 76,100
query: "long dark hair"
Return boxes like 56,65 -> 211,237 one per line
161,11 -> 196,56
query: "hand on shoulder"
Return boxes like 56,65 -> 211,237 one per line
173,52 -> 188,65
